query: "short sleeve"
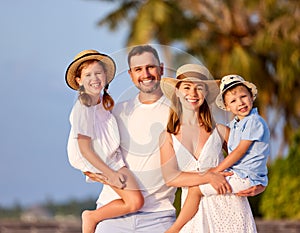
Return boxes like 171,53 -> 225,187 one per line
241,116 -> 264,141
69,101 -> 95,139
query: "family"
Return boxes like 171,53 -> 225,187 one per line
65,45 -> 270,233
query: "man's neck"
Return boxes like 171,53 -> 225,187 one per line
138,89 -> 163,104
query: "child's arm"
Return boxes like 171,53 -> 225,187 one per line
77,134 -> 125,189
212,140 -> 253,172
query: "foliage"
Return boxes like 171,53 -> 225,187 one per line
0,203 -> 22,219
173,188 -> 181,217
0,197 -> 97,219
44,197 -> 96,217
260,129 -> 300,219
95,0 -> 300,155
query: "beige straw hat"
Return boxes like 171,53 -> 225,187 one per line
65,49 -> 116,90
160,64 -> 220,104
215,74 -> 257,110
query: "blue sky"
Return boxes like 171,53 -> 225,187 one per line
0,0 -> 131,207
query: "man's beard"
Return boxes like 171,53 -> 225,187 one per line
137,81 -> 160,94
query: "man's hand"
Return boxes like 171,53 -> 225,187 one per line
237,184 -> 266,197
84,171 -> 108,184
105,170 -> 127,189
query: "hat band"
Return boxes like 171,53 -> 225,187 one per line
222,80 -> 242,92
177,72 -> 208,80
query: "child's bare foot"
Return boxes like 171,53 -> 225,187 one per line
82,210 -> 97,233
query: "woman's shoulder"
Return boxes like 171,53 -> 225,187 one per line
159,130 -> 173,144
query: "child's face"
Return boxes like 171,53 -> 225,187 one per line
224,85 -> 254,121
176,81 -> 207,111
76,61 -> 107,98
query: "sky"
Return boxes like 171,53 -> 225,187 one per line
0,0 -> 132,208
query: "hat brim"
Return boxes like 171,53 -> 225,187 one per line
65,52 -> 116,90
161,77 -> 220,104
215,81 -> 257,110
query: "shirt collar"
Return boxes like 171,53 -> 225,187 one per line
233,107 -> 258,128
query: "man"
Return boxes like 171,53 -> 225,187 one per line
86,45 -> 264,232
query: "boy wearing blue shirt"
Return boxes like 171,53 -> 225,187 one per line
214,74 -> 270,189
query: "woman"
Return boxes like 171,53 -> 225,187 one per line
159,64 -> 258,232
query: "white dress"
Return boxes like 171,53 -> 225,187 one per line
67,100 -> 125,173
172,129 -> 257,233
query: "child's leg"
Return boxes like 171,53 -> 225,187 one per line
227,173 -> 251,193
166,186 -> 202,233
82,167 -> 144,233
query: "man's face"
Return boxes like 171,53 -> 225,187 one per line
128,52 -> 163,93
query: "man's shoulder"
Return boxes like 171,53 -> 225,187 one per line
113,97 -> 136,115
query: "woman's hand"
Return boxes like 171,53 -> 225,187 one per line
237,184 -> 266,197
206,171 -> 233,194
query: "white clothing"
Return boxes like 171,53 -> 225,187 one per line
200,172 -> 251,195
95,210 -> 175,232
67,100 -> 125,173
96,95 -> 177,212
172,129 -> 257,233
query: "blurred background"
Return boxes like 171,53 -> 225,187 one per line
1,0 -> 299,225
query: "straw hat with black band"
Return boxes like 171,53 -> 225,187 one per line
215,74 -> 257,111
160,64 -> 220,104
65,49 -> 116,90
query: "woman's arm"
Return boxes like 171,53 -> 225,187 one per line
159,131 -> 232,194
237,184 -> 266,196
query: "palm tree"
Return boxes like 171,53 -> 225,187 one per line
96,0 -> 198,46
94,0 -> 300,156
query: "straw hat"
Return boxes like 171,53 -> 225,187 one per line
215,74 -> 257,110
160,64 -> 220,104
65,49 -> 116,90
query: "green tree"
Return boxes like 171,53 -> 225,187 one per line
94,0 -> 300,154
260,129 -> 300,219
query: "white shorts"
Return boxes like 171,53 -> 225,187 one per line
95,210 -> 176,233
200,172 -> 251,196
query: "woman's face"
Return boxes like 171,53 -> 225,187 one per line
176,81 -> 208,110
76,61 -> 107,98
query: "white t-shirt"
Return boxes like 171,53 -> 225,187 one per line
96,95 -> 177,212
67,100 -> 125,173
